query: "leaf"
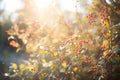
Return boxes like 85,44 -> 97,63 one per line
103,40 -> 108,46
106,33 -> 111,38
104,21 -> 109,28
11,63 -> 17,69
13,23 -> 19,32
61,61 -> 67,68
102,40 -> 109,49
19,64 -> 25,75
40,50 -> 48,55
6,30 -> 14,35
16,48 -> 21,52
19,64 -> 25,70
103,51 -> 109,57
9,40 -> 19,48
53,52 -> 58,57
73,67 -> 78,72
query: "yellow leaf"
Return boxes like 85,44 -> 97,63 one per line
61,61 -> 67,68
16,48 -> 21,52
42,59 -> 46,63
53,52 -> 58,57
106,32 -> 111,37
40,50 -> 48,55
103,51 -> 109,57
19,64 -> 25,70
104,21 -> 109,28
12,63 -> 17,69
19,64 -> 26,75
73,67 -> 78,72
103,40 -> 109,48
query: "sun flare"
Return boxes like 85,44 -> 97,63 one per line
34,0 -> 77,12
59,0 -> 76,12
34,0 -> 51,9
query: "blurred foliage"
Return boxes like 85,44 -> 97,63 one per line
0,0 -> 120,80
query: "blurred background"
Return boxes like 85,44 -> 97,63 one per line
0,0 -> 120,80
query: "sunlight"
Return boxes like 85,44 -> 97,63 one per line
34,0 -> 51,9
2,0 -> 23,14
34,0 -> 77,12
59,0 -> 76,12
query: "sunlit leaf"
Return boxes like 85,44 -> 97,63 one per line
39,50 -> 48,55
11,63 -> 18,69
102,40 -> 109,49
19,64 -> 25,70
6,30 -> 14,35
73,67 -> 78,72
13,23 -> 19,32
53,52 -> 58,57
103,51 -> 109,57
9,40 -> 19,48
61,61 -> 67,68
104,21 -> 109,28
16,48 -> 21,52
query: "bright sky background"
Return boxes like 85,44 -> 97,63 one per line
0,0 -> 24,14
59,0 -> 77,12
34,0 -> 77,12
0,0 -> 93,22
0,0 -> 87,13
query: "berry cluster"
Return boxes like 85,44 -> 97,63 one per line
100,6 -> 109,24
87,13 -> 97,25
